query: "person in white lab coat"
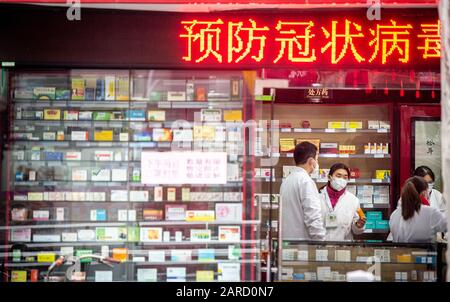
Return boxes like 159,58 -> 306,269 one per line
390,176 -> 447,243
281,142 -> 326,241
318,163 -> 365,241
413,166 -> 446,213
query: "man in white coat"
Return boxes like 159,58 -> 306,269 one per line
281,142 -> 326,241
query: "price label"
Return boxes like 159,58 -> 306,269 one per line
374,154 -> 384,158
325,128 -> 336,133
280,128 -> 291,133
364,229 -> 373,233
364,204 -> 374,208
286,153 -> 294,158
372,179 -> 382,183
321,154 -> 337,158
158,102 -> 171,108
346,129 -> 357,133
294,128 -> 312,133
272,153 -> 280,157
339,154 -> 350,158
377,129 -> 388,133
348,179 -> 356,183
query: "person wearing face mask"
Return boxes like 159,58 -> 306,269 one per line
318,163 -> 366,241
413,166 -> 446,214
281,142 -> 326,240
390,176 -> 447,243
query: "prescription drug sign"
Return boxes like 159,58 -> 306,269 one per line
178,9 -> 440,69
141,152 -> 227,184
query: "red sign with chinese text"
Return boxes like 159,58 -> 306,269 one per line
0,6 -> 440,70
179,11 -> 440,68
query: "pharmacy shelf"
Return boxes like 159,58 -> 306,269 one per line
13,181 -> 243,188
258,153 -> 391,159
13,99 -> 242,110
14,119 -> 243,128
2,239 -> 261,249
360,204 -> 390,209
254,177 -> 391,185
4,259 -> 259,268
134,259 -> 258,266
279,128 -> 390,134
13,159 -> 243,165
12,140 -> 243,149
2,220 -> 260,230
281,260 -> 434,265
138,220 -> 260,227
363,229 -> 389,234
0,247 -> 259,257
11,200 -> 243,204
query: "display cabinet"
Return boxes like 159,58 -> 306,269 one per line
0,69 -> 261,282
279,240 -> 442,282
254,86 -> 394,280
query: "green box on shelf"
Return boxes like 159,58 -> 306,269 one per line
375,220 -> 389,229
76,249 -> 93,263
33,87 -> 56,100
127,227 -> 140,242
149,91 -> 163,101
93,112 -> 111,121
365,211 -> 383,221
56,89 -> 71,100
255,95 -> 272,101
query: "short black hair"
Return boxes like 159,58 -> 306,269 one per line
328,163 -> 350,178
413,166 -> 435,182
294,141 -> 318,165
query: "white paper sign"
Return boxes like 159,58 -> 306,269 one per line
141,151 -> 227,184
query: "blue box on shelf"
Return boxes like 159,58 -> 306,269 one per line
415,256 -> 436,264
365,220 -> 376,229
44,151 -> 63,161
96,209 -> 107,221
125,110 -> 146,121
375,220 -> 389,229
366,211 -> 383,221
133,132 -> 152,142
293,273 -> 305,280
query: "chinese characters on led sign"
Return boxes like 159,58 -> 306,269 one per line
179,18 -> 440,65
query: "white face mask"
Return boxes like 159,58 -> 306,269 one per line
330,177 -> 348,191
428,182 -> 434,193
312,160 -> 320,176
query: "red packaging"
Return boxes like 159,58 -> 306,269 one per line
350,168 -> 361,179
30,269 -> 39,282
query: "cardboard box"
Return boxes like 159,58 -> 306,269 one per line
366,211 -> 383,220
345,121 -> 363,129
328,121 -> 346,129
94,130 -> 113,142
280,138 -> 295,152
320,143 -> 339,154
368,121 -> 380,129
223,110 -> 243,122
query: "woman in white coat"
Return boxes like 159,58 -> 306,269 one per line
318,163 -> 366,241
390,176 -> 447,243
413,166 -> 446,213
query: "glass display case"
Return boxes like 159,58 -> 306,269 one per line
253,85 -> 394,280
0,69 -> 261,282
279,240 -> 442,282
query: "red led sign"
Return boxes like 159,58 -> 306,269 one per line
179,16 -> 440,68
